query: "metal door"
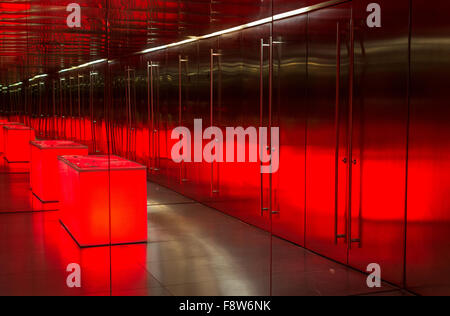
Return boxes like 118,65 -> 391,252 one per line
271,13 -> 308,247
156,47 -> 188,191
305,3 -> 352,264
242,23 -> 273,231
205,24 -> 272,231
268,1 -> 354,259
348,0 -> 409,286
147,55 -> 162,175
182,39 -> 217,202
407,0 -> 450,295
304,1 -> 408,286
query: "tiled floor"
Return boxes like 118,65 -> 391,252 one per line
0,161 -> 408,296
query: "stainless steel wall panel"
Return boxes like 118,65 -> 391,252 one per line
346,0 -> 410,287
205,24 -> 272,232
8,0 -> 450,295
157,48 -> 188,192
305,3 -> 352,264
407,0 -> 450,295
271,14 -> 308,246
182,39 -> 215,202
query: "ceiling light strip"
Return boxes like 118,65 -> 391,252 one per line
139,0 -> 347,55
29,74 -> 48,82
8,82 -> 22,88
59,59 -> 107,74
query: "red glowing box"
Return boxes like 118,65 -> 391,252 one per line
58,155 -> 148,247
0,122 -> 24,153
3,125 -> 35,163
30,141 -> 88,205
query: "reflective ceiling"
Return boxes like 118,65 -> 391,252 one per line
0,0 -> 273,85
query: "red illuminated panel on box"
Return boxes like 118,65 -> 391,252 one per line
58,155 -> 148,247
3,125 -> 35,163
0,122 -> 24,153
30,141 -> 88,204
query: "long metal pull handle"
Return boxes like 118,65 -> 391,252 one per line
89,71 -> 97,152
178,56 -> 187,127
126,67 -> 133,158
77,74 -> 82,141
210,49 -> 221,195
270,39 -> 284,216
127,68 -> 137,160
68,76 -> 73,139
154,65 -> 161,171
147,61 -> 160,171
269,37 -> 279,216
147,62 -> 151,170
60,78 -> 65,139
179,55 -> 188,183
52,80 -> 56,138
260,38 -> 271,216
334,22 -> 346,244
347,18 -> 361,249
147,61 -> 154,171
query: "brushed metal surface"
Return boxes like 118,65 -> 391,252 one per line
271,14 -> 308,246
3,0 -> 450,295
305,3 -> 352,264
348,0 -> 409,287
407,0 -> 450,296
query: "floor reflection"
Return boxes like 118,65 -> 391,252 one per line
0,170 -> 405,296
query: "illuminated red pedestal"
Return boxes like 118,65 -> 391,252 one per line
30,141 -> 88,207
0,122 -> 24,153
3,125 -> 35,172
58,155 -> 148,248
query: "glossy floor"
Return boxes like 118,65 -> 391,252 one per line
0,161 -> 409,296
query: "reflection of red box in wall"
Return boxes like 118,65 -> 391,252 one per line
3,125 -> 35,163
30,141 -> 88,205
0,122 -> 24,153
58,155 -> 148,248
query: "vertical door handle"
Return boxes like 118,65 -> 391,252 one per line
89,71 -> 97,152
210,49 -> 221,195
77,74 -> 82,141
126,67 -> 133,158
178,55 -> 188,126
179,55 -> 189,183
154,65 -> 161,171
260,38 -> 273,216
147,61 -> 159,171
260,39 -> 268,215
334,22 -> 347,243
347,17 -> 361,249
334,22 -> 347,244
147,61 -> 154,171
271,39 -> 281,216
52,80 -> 56,138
